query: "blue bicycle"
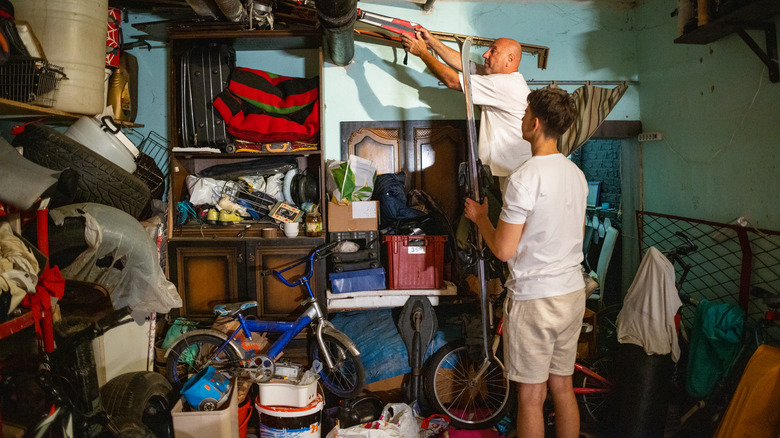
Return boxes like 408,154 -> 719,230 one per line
164,241 -> 365,398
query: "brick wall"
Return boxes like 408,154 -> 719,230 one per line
571,138 -> 622,209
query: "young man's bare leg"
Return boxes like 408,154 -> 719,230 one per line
548,373 -> 579,438
515,381 -> 547,438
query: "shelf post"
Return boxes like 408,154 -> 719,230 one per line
736,23 -> 778,83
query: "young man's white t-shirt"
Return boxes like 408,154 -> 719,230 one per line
500,154 -> 588,300
461,70 -> 532,177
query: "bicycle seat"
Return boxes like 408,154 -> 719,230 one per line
752,287 -> 780,309
214,301 -> 258,317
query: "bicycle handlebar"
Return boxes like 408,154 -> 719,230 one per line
267,240 -> 340,288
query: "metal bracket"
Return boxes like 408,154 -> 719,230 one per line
736,22 -> 778,83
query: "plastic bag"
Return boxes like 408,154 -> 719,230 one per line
326,155 -> 377,202
326,402 -> 420,438
186,175 -> 228,205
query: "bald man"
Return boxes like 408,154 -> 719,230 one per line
402,30 -> 532,186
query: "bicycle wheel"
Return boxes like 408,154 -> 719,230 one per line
596,304 -> 622,355
310,334 -> 365,399
165,334 -> 242,390
577,354 -> 616,425
424,341 -> 514,430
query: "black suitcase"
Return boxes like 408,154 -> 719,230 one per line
180,43 -> 236,151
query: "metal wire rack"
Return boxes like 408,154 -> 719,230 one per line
637,211 -> 780,346
0,57 -> 66,107
135,131 -> 171,200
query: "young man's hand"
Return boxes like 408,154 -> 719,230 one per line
464,197 -> 488,224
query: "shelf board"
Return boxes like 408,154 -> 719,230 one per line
173,149 -> 321,159
675,0 -> 780,44
0,97 -> 144,127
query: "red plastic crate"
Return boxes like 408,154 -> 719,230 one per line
383,235 -> 447,290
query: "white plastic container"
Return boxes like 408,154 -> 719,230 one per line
65,116 -> 138,173
256,393 -> 323,438
12,0 -> 108,115
171,381 -> 239,438
257,377 -> 319,408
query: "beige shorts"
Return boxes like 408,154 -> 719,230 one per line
503,288 -> 587,384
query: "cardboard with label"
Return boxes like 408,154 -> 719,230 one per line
328,200 -> 379,232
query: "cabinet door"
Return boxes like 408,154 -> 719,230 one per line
249,240 -> 325,319
409,121 -> 467,224
168,240 -> 247,318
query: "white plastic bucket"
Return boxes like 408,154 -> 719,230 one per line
12,0 -> 108,115
256,393 -> 323,438
65,116 -> 138,173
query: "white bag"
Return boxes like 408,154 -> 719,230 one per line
326,155 -> 377,202
186,175 -> 227,205
326,403 -> 421,438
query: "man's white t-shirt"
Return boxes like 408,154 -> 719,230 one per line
463,70 -> 532,177
500,154 -> 588,300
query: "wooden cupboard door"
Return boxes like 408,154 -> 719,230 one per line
343,125 -> 403,176
251,244 -> 323,319
411,122 -> 466,224
168,241 -> 246,318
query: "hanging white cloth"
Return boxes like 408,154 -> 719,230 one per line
617,246 -> 683,362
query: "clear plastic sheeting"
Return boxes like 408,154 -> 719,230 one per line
49,203 -> 181,321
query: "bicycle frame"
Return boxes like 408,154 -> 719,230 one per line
573,362 -> 611,395
208,243 -> 340,369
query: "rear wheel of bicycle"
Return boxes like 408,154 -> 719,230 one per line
165,334 -> 242,391
577,354 -> 616,425
596,304 -> 622,355
100,371 -> 175,438
310,334 -> 365,399
424,340 -> 515,430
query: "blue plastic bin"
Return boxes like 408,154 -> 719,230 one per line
330,268 -> 386,294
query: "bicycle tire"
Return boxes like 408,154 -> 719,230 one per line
424,340 -> 515,430
165,334 -> 242,391
100,371 -> 175,438
310,334 -> 365,399
596,304 -> 622,355
577,354 -> 616,425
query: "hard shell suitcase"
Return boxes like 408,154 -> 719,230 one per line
180,43 -> 235,151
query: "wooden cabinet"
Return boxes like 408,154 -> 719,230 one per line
165,30 -> 327,319
168,237 -> 325,319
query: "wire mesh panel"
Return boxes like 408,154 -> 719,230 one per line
135,131 -> 171,200
0,57 -> 66,107
637,211 -> 780,346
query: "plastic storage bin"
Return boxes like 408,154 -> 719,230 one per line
257,377 -> 319,408
330,268 -> 386,294
383,235 -> 447,290
171,379 -> 239,438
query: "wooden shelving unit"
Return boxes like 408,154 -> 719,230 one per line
0,97 -> 144,127
674,0 -> 780,82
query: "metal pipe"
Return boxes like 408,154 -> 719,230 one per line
527,80 -> 638,86
315,0 -> 357,66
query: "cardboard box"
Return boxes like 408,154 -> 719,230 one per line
328,201 -> 379,232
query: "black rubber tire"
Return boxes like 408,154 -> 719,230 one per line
100,371 -> 175,438
165,333 -> 242,391
309,334 -> 366,399
424,340 -> 515,430
14,123 -> 151,219
596,304 -> 622,355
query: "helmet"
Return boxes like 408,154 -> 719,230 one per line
180,366 -> 232,411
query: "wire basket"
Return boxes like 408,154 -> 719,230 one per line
134,131 -> 171,200
0,56 -> 66,107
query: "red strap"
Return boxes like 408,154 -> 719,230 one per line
21,266 -> 65,341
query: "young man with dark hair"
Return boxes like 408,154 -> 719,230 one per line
464,87 -> 588,438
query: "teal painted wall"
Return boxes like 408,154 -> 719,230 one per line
635,0 -> 780,230
321,1 -> 640,159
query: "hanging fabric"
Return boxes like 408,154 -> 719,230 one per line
554,81 -> 629,156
